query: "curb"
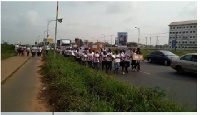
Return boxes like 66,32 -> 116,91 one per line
1,57 -> 31,85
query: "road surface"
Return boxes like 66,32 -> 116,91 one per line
1,57 -> 42,112
113,61 -> 197,111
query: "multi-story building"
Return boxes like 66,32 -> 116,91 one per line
168,20 -> 197,50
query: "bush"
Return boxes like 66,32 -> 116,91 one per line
41,51 -> 184,112
1,43 -> 15,60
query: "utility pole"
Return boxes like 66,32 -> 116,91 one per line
146,37 -> 147,49
150,37 -> 151,49
156,36 -> 158,50
54,1 -> 58,58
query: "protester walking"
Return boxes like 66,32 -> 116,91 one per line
120,50 -> 126,75
106,48 -> 113,73
135,48 -> 142,71
131,48 -> 137,71
26,47 -> 30,56
113,50 -> 120,74
93,51 -> 100,70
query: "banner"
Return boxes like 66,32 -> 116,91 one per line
133,54 -> 144,61
118,32 -> 127,47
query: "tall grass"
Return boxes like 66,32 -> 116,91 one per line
41,51 -> 184,112
1,43 -> 15,60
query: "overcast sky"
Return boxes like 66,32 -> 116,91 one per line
1,1 -> 197,45
1,112 -> 197,115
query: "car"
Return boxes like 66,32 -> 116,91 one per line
147,50 -> 179,66
171,53 -> 197,74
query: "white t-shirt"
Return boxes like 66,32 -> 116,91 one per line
87,53 -> 93,61
106,52 -> 113,61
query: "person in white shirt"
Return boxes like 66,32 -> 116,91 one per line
93,51 -> 100,70
87,50 -> 94,68
131,48 -> 137,71
120,50 -> 126,75
114,50 -> 121,74
106,48 -> 113,73
124,49 -> 131,73
15,44 -> 19,55
45,45 -> 50,55
100,50 -> 107,71
26,47 -> 30,56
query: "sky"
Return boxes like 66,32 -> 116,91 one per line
0,112 -> 197,115
1,1 -> 197,45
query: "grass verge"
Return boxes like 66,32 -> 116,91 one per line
41,51 -> 184,112
1,43 -> 16,60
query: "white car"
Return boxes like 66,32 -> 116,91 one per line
171,53 -> 197,74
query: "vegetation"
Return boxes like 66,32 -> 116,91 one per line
41,51 -> 184,112
1,43 -> 15,60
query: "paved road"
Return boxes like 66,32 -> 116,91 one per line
1,58 -> 40,112
113,61 -> 197,111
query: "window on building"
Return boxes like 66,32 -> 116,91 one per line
183,31 -> 185,33
173,32 -> 175,34
180,27 -> 182,29
173,27 -> 175,29
193,26 -> 196,28
179,32 -> 181,34
190,26 -> 192,28
186,31 -> 188,33
170,32 -> 172,34
193,41 -> 195,44
193,36 -> 195,38
185,41 -> 187,43
190,41 -> 192,43
183,26 -> 185,28
170,46 -> 171,48
190,36 -> 192,38
190,31 -> 192,33
193,31 -> 195,33
186,36 -> 187,38
170,27 -> 172,29
186,26 -> 188,28
179,37 -> 181,38
182,41 -> 184,43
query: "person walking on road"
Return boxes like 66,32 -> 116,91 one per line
113,50 -> 120,74
45,45 -> 50,55
15,44 -> 19,55
135,48 -> 142,71
131,48 -> 137,71
106,48 -> 113,73
124,49 -> 131,73
26,47 -> 30,56
93,51 -> 100,70
120,50 -> 126,75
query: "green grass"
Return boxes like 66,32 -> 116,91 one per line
41,51 -> 185,112
1,43 -> 16,60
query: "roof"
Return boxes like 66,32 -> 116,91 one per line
169,20 -> 197,26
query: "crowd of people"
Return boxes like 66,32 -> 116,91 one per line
57,47 -> 142,75
14,44 -> 44,57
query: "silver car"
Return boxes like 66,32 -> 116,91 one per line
171,53 -> 197,73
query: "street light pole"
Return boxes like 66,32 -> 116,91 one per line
54,1 -> 59,58
135,27 -> 140,46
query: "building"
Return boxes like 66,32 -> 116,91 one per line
168,20 -> 197,50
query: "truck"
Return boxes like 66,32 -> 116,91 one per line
57,39 -> 71,48
57,39 -> 72,54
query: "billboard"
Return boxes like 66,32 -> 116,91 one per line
118,32 -> 127,47
46,38 -> 53,43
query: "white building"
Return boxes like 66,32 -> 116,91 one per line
168,20 -> 197,50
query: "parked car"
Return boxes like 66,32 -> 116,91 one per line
147,50 -> 179,65
171,53 -> 197,74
